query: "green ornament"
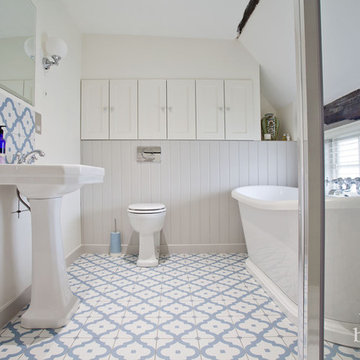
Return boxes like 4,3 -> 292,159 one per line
261,113 -> 279,140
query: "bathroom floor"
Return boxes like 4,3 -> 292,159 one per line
0,253 -> 358,360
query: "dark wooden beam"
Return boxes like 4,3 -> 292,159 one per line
236,0 -> 260,38
324,89 -> 360,124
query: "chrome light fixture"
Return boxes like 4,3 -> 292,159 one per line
42,37 -> 68,70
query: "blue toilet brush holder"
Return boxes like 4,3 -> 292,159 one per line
110,219 -> 121,257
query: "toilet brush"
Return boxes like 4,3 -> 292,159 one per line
110,218 -> 121,257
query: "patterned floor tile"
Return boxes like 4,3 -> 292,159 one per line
156,338 -> 201,360
110,338 -> 156,360
233,315 -> 279,338
196,316 -> 238,339
21,337 -> 74,359
242,336 -> 296,359
199,337 -> 248,360
0,253 -> 356,360
157,316 -> 197,339
325,341 -> 360,360
0,337 -> 33,360
65,337 -> 114,359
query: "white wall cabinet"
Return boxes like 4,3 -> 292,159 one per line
110,80 -> 137,139
81,80 -> 109,139
196,80 -> 225,140
81,78 -> 260,140
138,80 -> 167,139
167,80 -> 196,139
225,80 -> 256,140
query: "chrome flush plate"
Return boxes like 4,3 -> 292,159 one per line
137,146 -> 161,163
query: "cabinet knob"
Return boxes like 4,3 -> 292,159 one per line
161,107 -> 166,112
168,106 -> 173,112
226,107 -> 231,111
219,107 -> 224,111
110,106 -> 114,112
103,106 -> 108,111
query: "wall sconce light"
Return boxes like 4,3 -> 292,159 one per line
42,37 -> 68,70
24,37 -> 36,61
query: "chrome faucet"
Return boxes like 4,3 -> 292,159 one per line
16,150 -> 45,164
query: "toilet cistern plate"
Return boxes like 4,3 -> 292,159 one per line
0,164 -> 105,329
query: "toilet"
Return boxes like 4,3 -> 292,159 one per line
127,203 -> 166,267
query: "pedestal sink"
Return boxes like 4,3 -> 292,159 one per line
0,164 -> 104,329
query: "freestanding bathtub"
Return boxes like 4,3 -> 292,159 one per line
232,185 -> 360,348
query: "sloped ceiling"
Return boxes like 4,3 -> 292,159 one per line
60,0 -> 248,39
320,0 -> 360,104
240,0 -> 360,109
239,0 -> 296,110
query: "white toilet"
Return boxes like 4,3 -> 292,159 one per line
127,203 -> 166,267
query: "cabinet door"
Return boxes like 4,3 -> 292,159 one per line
196,80 -> 224,139
110,80 -> 137,139
167,80 -> 196,139
81,80 -> 109,139
225,80 -> 257,140
138,80 -> 167,139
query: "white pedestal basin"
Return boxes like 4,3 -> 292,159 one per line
0,164 -> 104,329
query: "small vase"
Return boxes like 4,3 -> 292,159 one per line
261,113 -> 279,140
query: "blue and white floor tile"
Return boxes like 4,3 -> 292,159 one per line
0,253 -> 359,359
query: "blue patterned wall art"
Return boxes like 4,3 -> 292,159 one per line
0,90 -> 35,164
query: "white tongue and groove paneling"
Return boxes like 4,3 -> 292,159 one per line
81,140 -> 298,253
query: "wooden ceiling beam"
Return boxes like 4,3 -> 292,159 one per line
324,89 -> 360,124
236,0 -> 260,38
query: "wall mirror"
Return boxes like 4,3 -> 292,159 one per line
0,0 -> 36,105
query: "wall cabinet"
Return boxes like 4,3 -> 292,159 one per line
81,78 -> 260,140
109,80 -> 137,139
225,80 -> 255,140
167,80 -> 196,139
196,80 -> 225,140
138,80 -> 167,139
81,80 -> 109,139
81,80 -> 137,140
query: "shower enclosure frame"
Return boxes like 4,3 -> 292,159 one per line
294,0 -> 325,359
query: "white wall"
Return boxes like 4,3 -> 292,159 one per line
81,140 -> 298,253
0,0 -> 82,325
34,0 -> 82,257
82,34 -> 260,82
278,102 -> 297,141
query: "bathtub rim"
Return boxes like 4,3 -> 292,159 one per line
231,185 -> 298,211
232,185 -> 360,210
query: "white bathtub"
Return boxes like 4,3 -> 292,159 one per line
232,185 -> 360,348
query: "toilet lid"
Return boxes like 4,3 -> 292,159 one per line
128,203 -> 166,214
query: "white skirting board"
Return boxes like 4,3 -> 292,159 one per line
82,243 -> 247,255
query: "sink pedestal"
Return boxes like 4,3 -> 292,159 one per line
0,164 -> 104,328
21,198 -> 79,329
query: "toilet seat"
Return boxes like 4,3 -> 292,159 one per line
128,203 -> 166,214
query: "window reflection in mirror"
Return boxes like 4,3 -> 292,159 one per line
0,0 -> 36,105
